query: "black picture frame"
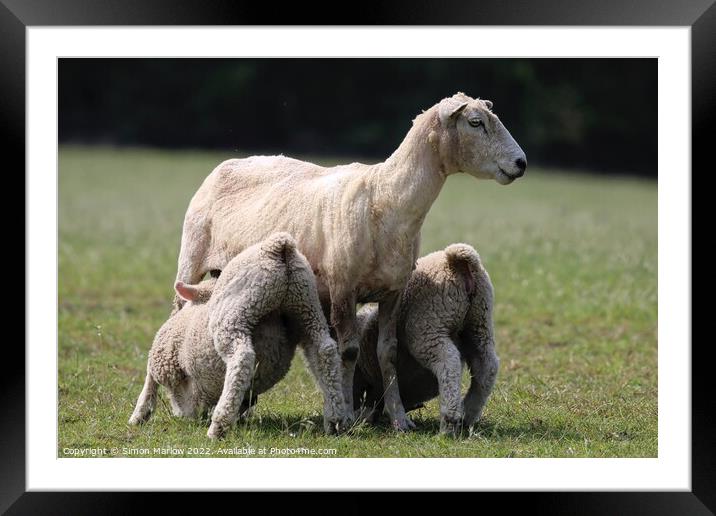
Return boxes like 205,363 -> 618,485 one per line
4,1 -> 709,513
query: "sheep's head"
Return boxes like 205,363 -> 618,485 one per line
437,92 -> 527,185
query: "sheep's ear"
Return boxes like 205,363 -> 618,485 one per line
439,100 -> 468,126
483,99 -> 493,110
175,281 -> 199,302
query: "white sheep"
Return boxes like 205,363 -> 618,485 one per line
173,92 -> 524,430
129,233 -> 348,438
353,243 -> 498,436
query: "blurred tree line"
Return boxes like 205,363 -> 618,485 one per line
59,58 -> 656,176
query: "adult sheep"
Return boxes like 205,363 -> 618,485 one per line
174,92 -> 526,431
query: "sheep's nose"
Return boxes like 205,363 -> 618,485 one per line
515,157 -> 527,176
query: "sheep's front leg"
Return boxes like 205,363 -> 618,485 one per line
330,293 -> 359,419
207,333 -> 255,439
377,291 -> 413,431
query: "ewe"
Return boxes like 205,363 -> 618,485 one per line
129,233 -> 347,438
353,244 -> 498,436
173,92 -> 525,430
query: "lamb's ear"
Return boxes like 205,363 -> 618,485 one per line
439,100 -> 468,126
175,281 -> 199,302
483,99 -> 493,110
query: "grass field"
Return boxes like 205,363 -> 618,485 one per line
58,145 -> 657,458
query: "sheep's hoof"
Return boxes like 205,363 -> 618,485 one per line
324,421 -> 338,436
392,415 -> 416,432
324,416 -> 349,435
439,416 -> 464,437
463,410 -> 483,428
207,422 -> 226,440
128,411 -> 147,425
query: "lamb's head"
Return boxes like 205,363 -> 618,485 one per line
436,92 -> 527,185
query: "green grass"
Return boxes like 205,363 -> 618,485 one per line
58,145 -> 657,458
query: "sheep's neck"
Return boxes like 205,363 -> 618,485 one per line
371,115 -> 446,235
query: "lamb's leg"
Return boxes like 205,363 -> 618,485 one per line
462,339 -> 499,428
461,285 -> 499,428
376,291 -> 413,431
207,333 -> 256,439
330,293 -> 360,419
300,338 -> 348,434
423,337 -> 465,436
168,378 -> 199,419
284,255 -> 348,431
239,393 -> 258,420
128,369 -> 158,425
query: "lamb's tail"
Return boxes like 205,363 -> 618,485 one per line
444,243 -> 485,297
128,369 -> 158,425
445,243 -> 483,272
260,232 -> 297,262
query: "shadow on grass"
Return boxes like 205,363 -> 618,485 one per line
465,419 -> 584,442
220,412 -> 584,443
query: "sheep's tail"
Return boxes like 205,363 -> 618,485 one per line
260,232 -> 297,262
445,243 -> 483,272
128,369 -> 158,425
444,243 -> 486,297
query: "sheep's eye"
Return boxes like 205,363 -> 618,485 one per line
468,118 -> 483,128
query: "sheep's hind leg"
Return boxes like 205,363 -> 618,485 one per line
285,257 -> 348,432
168,378 -> 199,419
239,393 -> 258,420
300,338 -> 348,434
128,370 -> 158,425
172,215 -> 211,314
462,342 -> 499,429
377,291 -> 414,432
423,337 -> 464,436
208,333 -> 256,439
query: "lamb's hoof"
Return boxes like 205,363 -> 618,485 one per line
128,412 -> 146,425
324,415 -> 350,435
207,421 -> 227,440
392,415 -> 416,432
463,411 -> 483,428
440,415 -> 464,437
339,415 -> 354,433
324,421 -> 338,435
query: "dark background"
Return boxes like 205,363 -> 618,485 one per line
59,58 -> 657,176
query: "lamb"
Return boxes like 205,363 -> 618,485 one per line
173,92 -> 525,430
129,232 -> 348,439
352,243 -> 499,436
